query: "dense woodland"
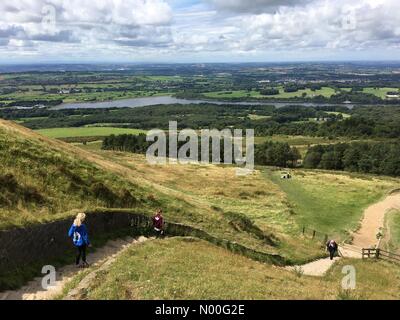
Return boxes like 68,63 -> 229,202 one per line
2,104 -> 400,139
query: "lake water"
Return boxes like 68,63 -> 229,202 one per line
51,95 -> 354,110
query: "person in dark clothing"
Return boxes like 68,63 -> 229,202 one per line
76,245 -> 87,266
68,212 -> 90,268
152,209 -> 165,238
326,240 -> 338,260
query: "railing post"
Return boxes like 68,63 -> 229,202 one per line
302,226 -> 305,235
312,230 -> 316,239
375,249 -> 380,259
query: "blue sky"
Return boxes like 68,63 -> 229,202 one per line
0,0 -> 399,63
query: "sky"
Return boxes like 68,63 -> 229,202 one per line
0,0 -> 399,63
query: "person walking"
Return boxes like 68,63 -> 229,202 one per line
68,212 -> 90,268
326,239 -> 338,260
152,209 -> 165,238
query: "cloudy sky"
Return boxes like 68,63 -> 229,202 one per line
0,0 -> 399,63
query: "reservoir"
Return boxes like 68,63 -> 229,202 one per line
51,95 -> 354,110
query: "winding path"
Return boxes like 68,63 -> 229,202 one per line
352,192 -> 400,248
287,191 -> 400,277
1,193 -> 400,299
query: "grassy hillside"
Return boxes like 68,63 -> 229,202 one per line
1,118 -> 398,264
91,150 -> 399,262
71,237 -> 400,300
0,120 -> 154,229
0,120 -> 285,262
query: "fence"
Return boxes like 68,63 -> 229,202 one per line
302,226 -> 329,244
362,248 -> 400,264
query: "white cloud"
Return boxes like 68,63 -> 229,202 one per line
178,0 -> 400,55
0,0 -> 400,62
0,0 -> 173,51
208,0 -> 312,12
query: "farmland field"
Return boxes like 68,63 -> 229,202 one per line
363,87 -> 399,99
202,87 -> 337,99
35,127 -> 146,139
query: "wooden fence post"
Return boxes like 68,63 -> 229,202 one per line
312,230 -> 316,239
302,226 -> 305,235
375,249 -> 380,259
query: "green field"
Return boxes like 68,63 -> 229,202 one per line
363,87 -> 399,99
36,127 -> 146,139
255,135 -> 343,146
0,86 -> 169,105
255,135 -> 348,157
265,169 -> 396,240
326,111 -> 351,119
202,87 -> 337,99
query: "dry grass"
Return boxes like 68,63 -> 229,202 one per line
81,237 -> 400,300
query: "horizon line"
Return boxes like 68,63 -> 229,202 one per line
1,60 -> 400,66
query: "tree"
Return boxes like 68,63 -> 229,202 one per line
303,151 -> 322,168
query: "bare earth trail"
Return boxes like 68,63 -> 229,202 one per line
352,192 -> 400,248
1,193 -> 400,299
288,192 -> 400,276
0,236 -> 150,300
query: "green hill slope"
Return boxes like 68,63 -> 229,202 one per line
0,119 -> 155,229
69,237 -> 400,300
0,120 -> 284,261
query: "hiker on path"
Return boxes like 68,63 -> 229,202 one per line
326,239 -> 338,260
152,209 -> 165,238
68,212 -> 90,268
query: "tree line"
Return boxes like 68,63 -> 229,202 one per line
303,142 -> 400,176
3,103 -> 400,139
102,134 -> 301,168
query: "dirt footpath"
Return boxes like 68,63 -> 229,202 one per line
287,192 -> 400,277
352,192 -> 400,248
0,237 -> 149,300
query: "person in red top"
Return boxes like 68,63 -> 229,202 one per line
152,209 -> 165,238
